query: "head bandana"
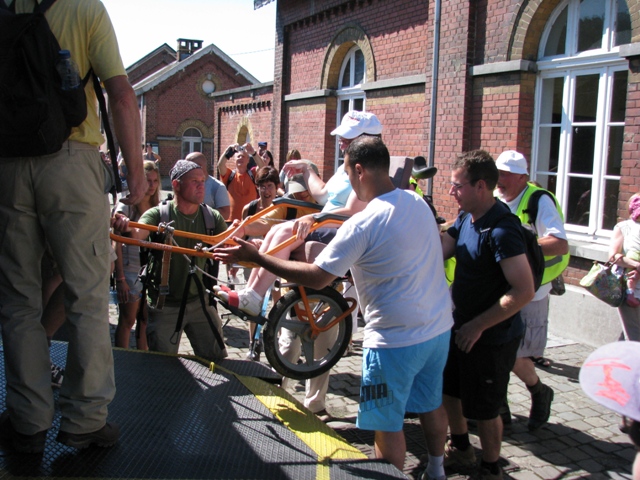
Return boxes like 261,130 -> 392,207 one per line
170,160 -> 201,182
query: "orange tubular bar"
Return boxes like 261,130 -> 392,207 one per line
109,201 -> 342,267
295,287 -> 358,337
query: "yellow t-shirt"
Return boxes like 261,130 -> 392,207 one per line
9,0 -> 127,146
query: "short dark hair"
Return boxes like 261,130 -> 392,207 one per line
344,135 -> 389,172
453,149 -> 498,190
255,166 -> 279,186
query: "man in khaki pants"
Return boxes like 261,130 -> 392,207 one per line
0,0 -> 144,453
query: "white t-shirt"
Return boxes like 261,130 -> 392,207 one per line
503,188 -> 568,301
314,188 -> 453,348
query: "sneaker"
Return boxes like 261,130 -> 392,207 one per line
443,440 -> 476,468
473,465 -> 503,479
214,287 -> 262,316
51,362 -> 64,389
56,422 -> 120,449
528,383 -> 554,431
0,411 -> 47,454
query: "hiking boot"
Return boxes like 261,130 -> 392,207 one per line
0,411 -> 47,454
443,440 -> 476,468
51,362 -> 64,389
473,465 -> 503,479
56,422 -> 120,449
528,383 -> 554,431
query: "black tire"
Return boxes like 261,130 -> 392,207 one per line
263,286 -> 352,380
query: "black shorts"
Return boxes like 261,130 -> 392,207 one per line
305,227 -> 337,244
442,332 -> 520,420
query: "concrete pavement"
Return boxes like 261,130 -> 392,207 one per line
109,300 -> 636,479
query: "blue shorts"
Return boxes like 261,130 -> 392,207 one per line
356,330 -> 450,432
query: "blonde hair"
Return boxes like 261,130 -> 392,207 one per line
286,149 -> 301,162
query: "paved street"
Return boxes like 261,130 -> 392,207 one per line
109,297 -> 636,479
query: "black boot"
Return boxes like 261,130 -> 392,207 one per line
527,381 -> 554,431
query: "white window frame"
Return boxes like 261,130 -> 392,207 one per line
532,0 -> 629,241
182,128 -> 202,157
335,46 -> 366,169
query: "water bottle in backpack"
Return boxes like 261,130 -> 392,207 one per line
56,50 -> 81,90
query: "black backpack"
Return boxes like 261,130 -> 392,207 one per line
485,210 -> 546,292
0,0 -> 88,157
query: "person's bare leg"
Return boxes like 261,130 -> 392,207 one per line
115,300 -> 140,348
443,394 -> 467,435
245,223 -> 303,297
374,430 -> 406,471
135,300 -> 148,350
512,356 -> 538,387
419,405 -> 447,456
476,416 -> 502,463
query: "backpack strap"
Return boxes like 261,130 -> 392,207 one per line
523,189 -> 556,226
34,0 -> 57,13
153,201 -> 173,310
225,170 -> 235,188
92,73 -> 122,203
200,203 -> 216,234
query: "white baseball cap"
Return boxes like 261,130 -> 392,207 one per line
330,111 -> 383,139
495,150 -> 528,175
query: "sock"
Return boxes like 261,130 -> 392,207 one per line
527,379 -> 543,394
480,459 -> 500,475
450,433 -> 470,451
426,454 -> 444,478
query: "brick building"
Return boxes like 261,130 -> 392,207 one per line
130,38 -> 270,178
262,0 -> 640,344
128,0 -> 640,344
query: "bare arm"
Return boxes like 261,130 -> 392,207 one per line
103,75 -> 144,205
213,236 -> 337,290
538,235 -> 569,257
455,254 -> 535,353
218,145 -> 235,177
609,227 -> 640,270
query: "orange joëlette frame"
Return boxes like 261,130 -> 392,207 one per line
109,198 -> 339,266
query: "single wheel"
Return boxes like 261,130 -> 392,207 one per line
263,286 -> 353,380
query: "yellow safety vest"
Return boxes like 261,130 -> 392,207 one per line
514,184 -> 569,285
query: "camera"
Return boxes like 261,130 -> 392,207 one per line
236,145 -> 246,153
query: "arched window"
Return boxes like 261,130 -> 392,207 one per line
336,46 -> 366,166
181,128 -> 202,158
533,0 -> 631,237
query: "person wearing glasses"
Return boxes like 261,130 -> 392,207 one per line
440,150 -> 535,480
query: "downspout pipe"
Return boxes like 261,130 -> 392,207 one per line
427,0 -> 441,196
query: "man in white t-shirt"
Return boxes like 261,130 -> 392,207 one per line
213,136 -> 453,477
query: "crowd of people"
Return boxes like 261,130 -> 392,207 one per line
0,0 -> 636,472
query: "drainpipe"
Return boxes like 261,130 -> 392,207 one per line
427,0 -> 441,196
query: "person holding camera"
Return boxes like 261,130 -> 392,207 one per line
217,143 -> 263,222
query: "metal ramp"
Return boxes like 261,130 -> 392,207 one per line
0,342 -> 404,479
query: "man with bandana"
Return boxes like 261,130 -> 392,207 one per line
113,160 -> 228,361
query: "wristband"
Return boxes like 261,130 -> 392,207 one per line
116,277 -> 125,282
